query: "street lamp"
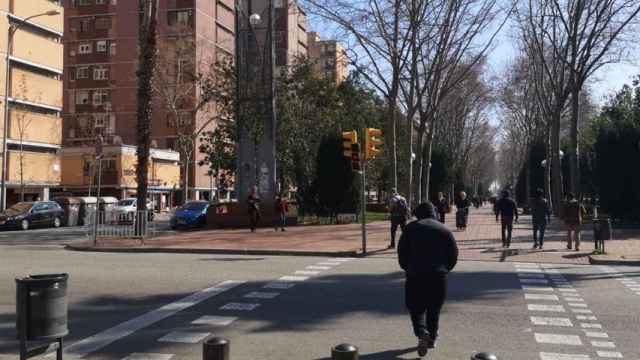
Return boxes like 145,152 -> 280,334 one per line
249,13 -> 261,26
1,10 -> 60,210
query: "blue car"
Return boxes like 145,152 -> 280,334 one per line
170,201 -> 210,229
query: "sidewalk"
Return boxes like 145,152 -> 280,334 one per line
67,206 -> 640,265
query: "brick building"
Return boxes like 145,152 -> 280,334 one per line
307,32 -> 348,84
62,0 -> 235,205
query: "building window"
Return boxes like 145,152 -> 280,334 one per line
78,43 -> 92,54
93,90 -> 110,105
96,40 -> 108,52
167,10 -> 194,28
95,17 -> 111,30
94,113 -> 108,127
93,66 -> 109,80
76,90 -> 90,105
96,0 -> 106,4
76,0 -> 90,5
110,43 -> 117,55
79,19 -> 91,32
76,66 -> 89,79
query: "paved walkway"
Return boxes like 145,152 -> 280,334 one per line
69,206 -> 640,265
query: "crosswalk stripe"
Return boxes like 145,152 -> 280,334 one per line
191,315 -> 237,326
535,333 -> 582,345
121,353 -> 174,360
158,331 -> 210,344
539,353 -> 590,360
596,350 -> 623,358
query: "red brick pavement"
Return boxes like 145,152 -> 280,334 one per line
69,206 -> 640,264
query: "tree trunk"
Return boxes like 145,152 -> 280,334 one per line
414,121 -> 426,203
135,0 -> 158,216
422,119 -> 436,202
569,86 -> 581,197
182,159 -> 189,204
550,111 -> 563,216
386,96 -> 398,190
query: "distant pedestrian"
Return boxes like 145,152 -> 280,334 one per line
435,192 -> 449,224
398,202 -> 458,357
495,190 -> 518,247
247,186 -> 261,232
388,188 -> 410,249
454,191 -> 471,231
564,193 -> 586,251
531,188 -> 552,249
274,194 -> 289,232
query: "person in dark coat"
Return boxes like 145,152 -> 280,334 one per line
247,185 -> 261,232
495,190 -> 518,247
454,191 -> 471,230
398,202 -> 459,357
530,188 -> 552,249
435,192 -> 449,224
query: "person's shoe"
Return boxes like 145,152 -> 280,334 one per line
532,243 -> 538,249
417,335 -> 431,357
567,245 -> 572,250
575,247 -> 580,251
427,336 -> 437,349
539,245 -> 544,249
281,228 -> 286,232
388,243 -> 396,249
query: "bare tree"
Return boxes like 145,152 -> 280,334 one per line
13,75 -> 38,202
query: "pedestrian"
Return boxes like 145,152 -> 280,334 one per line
530,188 -> 551,249
454,191 -> 471,230
435,192 -> 449,224
274,193 -> 289,232
398,202 -> 458,357
247,185 -> 261,232
388,188 -> 410,249
564,193 -> 586,251
495,190 -> 518,247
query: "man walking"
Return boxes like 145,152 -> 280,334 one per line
531,188 -> 551,249
496,190 -> 518,247
564,193 -> 585,251
247,185 -> 261,232
388,188 -> 410,249
398,202 -> 458,357
435,192 -> 449,224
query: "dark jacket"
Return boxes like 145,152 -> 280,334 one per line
435,198 -> 449,215
564,200 -> 585,226
398,218 -> 459,276
531,197 -> 551,224
455,198 -> 471,210
496,197 -> 518,221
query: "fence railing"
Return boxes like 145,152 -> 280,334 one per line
88,210 -> 155,239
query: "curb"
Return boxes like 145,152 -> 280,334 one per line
588,255 -> 640,266
64,244 -> 361,258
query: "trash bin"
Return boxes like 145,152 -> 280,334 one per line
15,274 -> 69,341
593,217 -> 612,252
78,197 -> 98,226
53,197 -> 81,227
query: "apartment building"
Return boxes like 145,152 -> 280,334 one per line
0,0 -> 64,207
62,0 -> 235,204
307,32 -> 348,84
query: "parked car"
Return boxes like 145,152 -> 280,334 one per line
112,198 -> 154,223
0,201 -> 64,231
170,201 -> 210,229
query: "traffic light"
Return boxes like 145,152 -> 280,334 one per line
342,131 -> 358,157
351,143 -> 361,171
364,128 -> 383,160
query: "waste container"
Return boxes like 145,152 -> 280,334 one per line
15,274 -> 69,341
593,217 -> 612,252
53,197 -> 81,227
78,197 -> 98,226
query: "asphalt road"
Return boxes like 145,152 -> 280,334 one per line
1,246 -> 640,360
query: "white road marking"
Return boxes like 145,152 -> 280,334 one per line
539,353 -> 590,360
568,303 -> 588,308
278,275 -> 309,282
583,331 -> 608,338
528,304 -> 566,312
571,309 -> 593,314
191,315 -> 237,326
523,286 -> 555,292
591,341 -> 615,348
535,333 -> 582,345
263,281 -> 296,289
122,353 -> 174,360
596,351 -> 623,358
530,316 -> 573,327
306,266 -> 330,270
576,315 -> 597,321
219,302 -> 260,311
564,297 -> 584,302
63,280 -> 244,358
318,262 -> 341,266
526,294 -> 560,301
243,291 -> 280,299
517,269 -> 544,273
294,270 -> 320,275
580,323 -> 602,329
559,288 -> 578,293
158,331 -> 210,344
521,279 -> 549,284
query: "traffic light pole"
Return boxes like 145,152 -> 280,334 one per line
361,159 -> 367,256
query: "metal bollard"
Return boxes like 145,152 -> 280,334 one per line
203,337 -> 229,360
332,343 -> 358,360
471,352 -> 498,360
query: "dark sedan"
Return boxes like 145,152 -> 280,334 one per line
0,201 -> 64,231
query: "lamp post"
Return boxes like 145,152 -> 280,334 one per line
1,10 -> 60,211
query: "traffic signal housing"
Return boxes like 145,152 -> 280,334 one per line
351,143 -> 361,171
365,128 -> 383,160
342,131 -> 358,157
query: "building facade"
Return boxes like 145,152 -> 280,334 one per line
0,0 -> 64,207
307,32 -> 348,84
62,0 -> 235,203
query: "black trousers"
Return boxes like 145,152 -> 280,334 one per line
533,222 -> 547,246
439,213 -> 446,224
390,217 -> 406,245
501,217 -> 514,247
405,273 -> 448,340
